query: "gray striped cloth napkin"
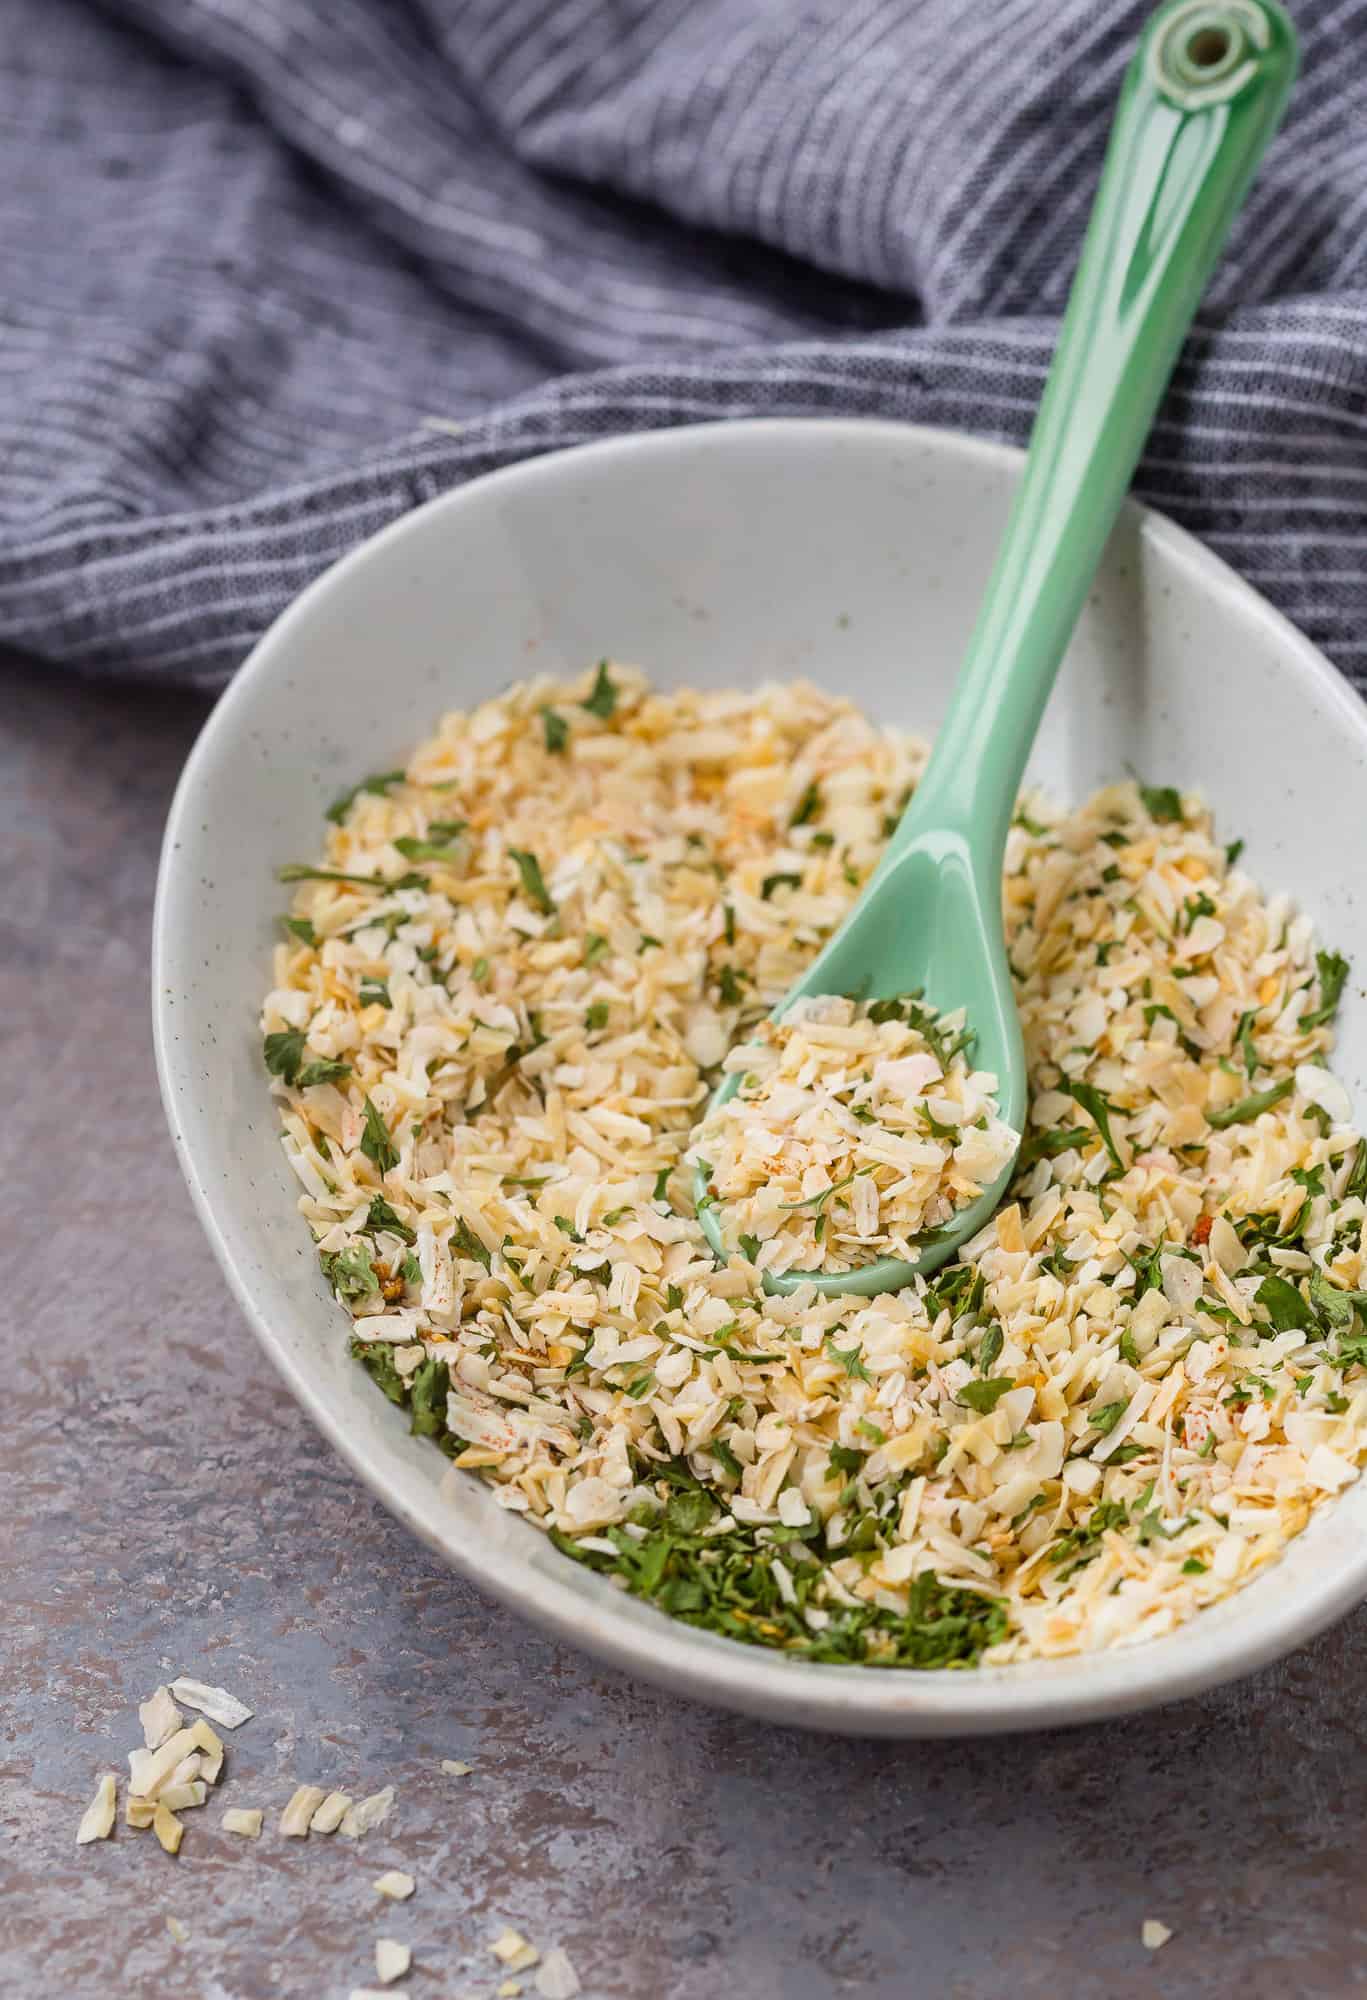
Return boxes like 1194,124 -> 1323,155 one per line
5,0 -> 1366,688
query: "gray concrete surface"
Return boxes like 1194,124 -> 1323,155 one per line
5,657 -> 1367,2000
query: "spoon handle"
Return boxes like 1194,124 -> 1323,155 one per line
893,0 -> 1296,869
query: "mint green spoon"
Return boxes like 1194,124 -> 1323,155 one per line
694,0 -> 1296,1299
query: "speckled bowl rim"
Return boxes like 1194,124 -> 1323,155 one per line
154,418 -> 1367,1736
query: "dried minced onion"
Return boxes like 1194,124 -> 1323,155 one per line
169,1677 -> 254,1730
491,1929 -> 539,1972
138,1686 -> 183,1751
340,1786 -> 395,1838
153,1804 -> 184,1855
128,1728 -> 200,1802
76,1774 -> 117,1845
375,1939 -> 411,1985
280,1785 -> 327,1837
310,1789 -> 353,1834
534,1949 -> 582,2000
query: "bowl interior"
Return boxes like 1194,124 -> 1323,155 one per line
154,419 -> 1367,1735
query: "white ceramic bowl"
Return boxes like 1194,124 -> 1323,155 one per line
154,419 -> 1367,1735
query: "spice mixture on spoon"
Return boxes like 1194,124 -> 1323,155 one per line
693,994 -> 1018,1277
262,664 -> 1366,1668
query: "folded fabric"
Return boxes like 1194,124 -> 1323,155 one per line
3,0 -> 1366,687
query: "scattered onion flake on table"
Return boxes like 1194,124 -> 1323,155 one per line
693,991 -> 1018,1273
74,1674 -> 394,1854
261,665 -> 1367,1666
75,1679 -> 582,1998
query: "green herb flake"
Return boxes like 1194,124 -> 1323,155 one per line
1126,1231 -> 1168,1298
295,1056 -> 351,1088
790,780 -> 821,827
1309,1268 -> 1366,1332
365,1193 -> 416,1244
1017,1124 -> 1091,1170
508,847 -> 555,915
325,769 -> 406,824
976,1324 -> 1004,1374
761,872 -> 803,901
394,830 -> 466,863
581,660 -> 619,720
540,705 -> 569,753
584,933 -> 610,965
408,1356 -> 450,1437
278,863 -> 405,891
1048,1499 -> 1129,1572
1302,949 -> 1350,1031
1236,1009 -> 1260,1080
1254,1273 -> 1315,1333
360,1096 -> 399,1175
957,1376 -> 1016,1414
1139,783 -> 1183,823
1062,1079 -> 1127,1176
263,1027 -> 308,1086
1206,1076 -> 1294,1129
826,1339 -> 874,1384
322,1244 -> 379,1302
449,1217 -> 492,1271
710,1439 -> 744,1482
351,1336 -> 406,1405
782,1171 -> 857,1215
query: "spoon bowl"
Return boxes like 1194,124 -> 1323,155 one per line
694,828 -> 1025,1297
